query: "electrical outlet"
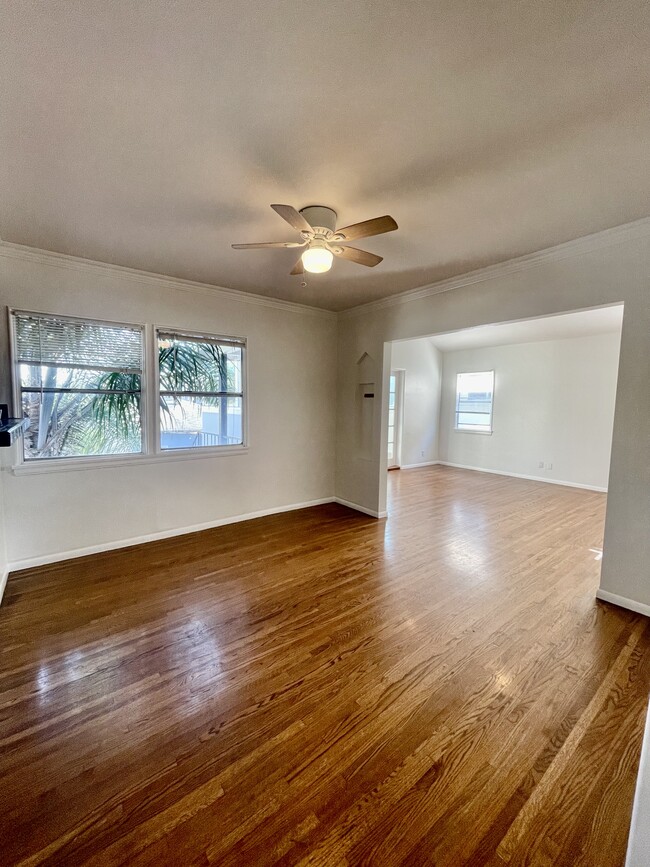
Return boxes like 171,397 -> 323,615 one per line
421,450 -> 425,458
538,461 -> 544,469
545,462 -> 553,470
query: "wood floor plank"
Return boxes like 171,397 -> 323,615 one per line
0,466 -> 648,866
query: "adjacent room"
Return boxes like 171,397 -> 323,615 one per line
386,306 -> 623,488
1,2 -> 649,866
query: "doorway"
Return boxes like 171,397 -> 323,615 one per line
381,306 -> 624,548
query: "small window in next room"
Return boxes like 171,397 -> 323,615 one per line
455,370 -> 494,433
156,329 -> 245,450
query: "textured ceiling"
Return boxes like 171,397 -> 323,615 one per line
1,1 -> 649,311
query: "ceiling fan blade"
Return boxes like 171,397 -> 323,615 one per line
331,245 -> 383,267
271,204 -> 313,233
334,215 -> 398,242
290,256 -> 304,276
231,241 -> 305,249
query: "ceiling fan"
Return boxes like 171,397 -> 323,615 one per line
232,204 -> 398,275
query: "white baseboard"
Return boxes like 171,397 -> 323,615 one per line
0,569 -> 8,606
596,589 -> 650,618
438,461 -> 608,493
400,460 -> 441,470
7,497 -> 336,572
335,497 -> 387,519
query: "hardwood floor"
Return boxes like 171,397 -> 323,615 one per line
1,465 -> 648,866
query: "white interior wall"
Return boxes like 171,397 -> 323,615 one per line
335,221 -> 650,611
390,339 -> 442,467
438,332 -> 621,490
0,246 -> 337,568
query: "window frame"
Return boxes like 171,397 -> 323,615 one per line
454,369 -> 495,435
9,308 -> 149,466
153,325 -> 248,456
8,310 -> 249,474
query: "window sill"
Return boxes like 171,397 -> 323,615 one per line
454,428 -> 493,436
11,445 -> 249,475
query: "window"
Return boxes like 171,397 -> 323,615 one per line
387,374 -> 396,464
156,329 -> 245,450
12,311 -> 144,460
455,370 -> 494,432
387,370 -> 404,468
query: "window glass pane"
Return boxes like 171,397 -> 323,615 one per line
158,335 -> 242,395
455,371 -> 494,431
19,363 -> 141,392
22,384 -> 142,459
388,408 -> 395,428
160,395 -> 243,449
387,442 -> 394,461
226,348 -> 243,393
157,331 -> 245,450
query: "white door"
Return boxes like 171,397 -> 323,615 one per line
387,370 -> 405,469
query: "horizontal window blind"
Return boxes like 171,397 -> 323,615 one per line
14,312 -> 143,373
157,330 -> 244,350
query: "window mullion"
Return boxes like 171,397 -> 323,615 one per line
144,324 -> 157,456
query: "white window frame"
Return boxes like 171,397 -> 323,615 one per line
454,369 -> 494,434
153,326 -> 248,456
9,308 -> 149,468
8,310 -> 249,474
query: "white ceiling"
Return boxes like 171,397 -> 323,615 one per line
1,1 -> 649,311
419,305 -> 624,352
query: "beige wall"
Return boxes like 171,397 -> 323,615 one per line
336,224 -> 650,609
0,247 -> 337,567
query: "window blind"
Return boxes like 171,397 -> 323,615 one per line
14,312 -> 143,373
157,330 -> 245,349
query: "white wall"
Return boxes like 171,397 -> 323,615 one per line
438,332 -> 621,490
390,339 -> 442,467
0,245 -> 337,568
335,219 -> 650,610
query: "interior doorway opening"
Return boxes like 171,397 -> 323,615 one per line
381,304 -> 625,583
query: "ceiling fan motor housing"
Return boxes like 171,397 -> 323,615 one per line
299,206 -> 337,235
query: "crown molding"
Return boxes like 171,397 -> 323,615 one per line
0,241 -> 337,320
340,216 -> 650,319
2,216 -> 648,322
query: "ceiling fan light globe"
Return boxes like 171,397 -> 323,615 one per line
302,247 -> 333,273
